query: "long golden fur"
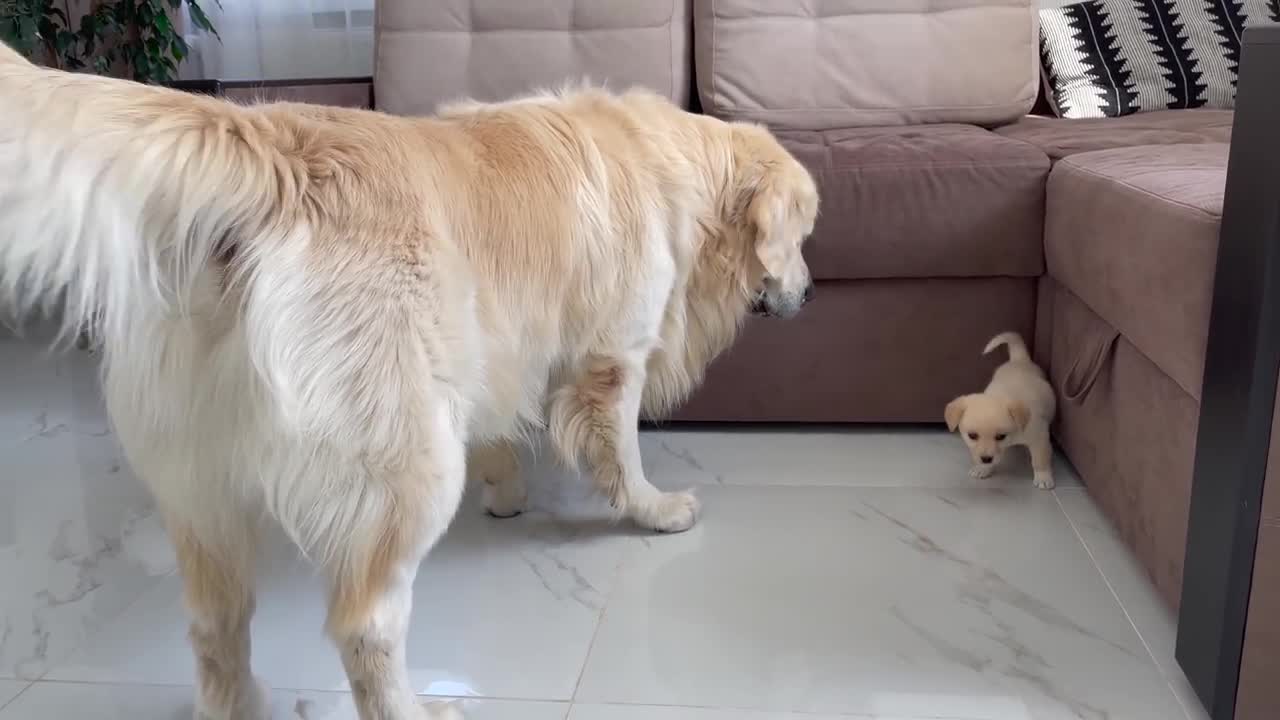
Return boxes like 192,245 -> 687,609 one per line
0,41 -> 817,719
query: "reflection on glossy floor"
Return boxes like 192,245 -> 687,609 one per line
0,335 -> 1209,720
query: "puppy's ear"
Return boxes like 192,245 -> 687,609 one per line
1008,401 -> 1031,431
945,396 -> 969,432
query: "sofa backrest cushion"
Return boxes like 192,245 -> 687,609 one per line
375,0 -> 692,116
693,0 -> 1039,129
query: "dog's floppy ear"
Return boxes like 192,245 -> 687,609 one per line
945,396 -> 969,432
734,166 -> 790,279
730,124 -> 792,279
1008,400 -> 1032,431
748,180 -> 790,279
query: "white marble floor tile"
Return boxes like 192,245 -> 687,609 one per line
0,337 -> 175,680
638,429 -> 1081,490
0,327 -> 68,450
568,704 -> 957,720
0,682 -> 567,720
4,334 -> 1190,719
576,485 -> 1184,720
1054,488 -> 1209,720
0,681 -> 27,710
44,475 -> 641,701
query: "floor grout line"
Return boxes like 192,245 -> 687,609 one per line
565,539 -> 636,705
8,678 -> 574,705
1051,489 -> 1194,720
562,699 -> 973,719
1,679 -> 993,720
0,680 -> 33,714
1164,677 -> 1208,720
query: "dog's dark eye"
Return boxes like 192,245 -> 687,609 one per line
995,434 -> 1007,441
967,432 -> 978,440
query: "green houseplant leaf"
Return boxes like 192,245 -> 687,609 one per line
1,0 -> 220,84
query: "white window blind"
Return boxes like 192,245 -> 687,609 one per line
184,0 -> 375,80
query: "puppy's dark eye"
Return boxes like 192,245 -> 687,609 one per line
967,432 -> 978,440
995,434 -> 1007,441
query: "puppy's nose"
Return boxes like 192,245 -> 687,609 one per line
803,283 -> 815,303
980,455 -> 994,464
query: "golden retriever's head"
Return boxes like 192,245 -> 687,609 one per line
945,393 -> 1031,468
728,123 -> 819,319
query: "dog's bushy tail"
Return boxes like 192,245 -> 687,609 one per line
0,43 -> 313,345
983,331 -> 1030,362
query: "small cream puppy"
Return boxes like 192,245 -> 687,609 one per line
945,332 -> 1057,489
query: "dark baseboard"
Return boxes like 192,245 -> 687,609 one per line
168,76 -> 374,109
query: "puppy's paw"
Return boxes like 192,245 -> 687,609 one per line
1033,470 -> 1056,490
482,478 -> 527,519
636,490 -> 700,533
969,465 -> 995,479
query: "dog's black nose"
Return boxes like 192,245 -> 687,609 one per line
980,455 -> 994,464
803,283 -> 815,303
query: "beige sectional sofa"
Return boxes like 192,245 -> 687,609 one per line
371,1 -> 1276,717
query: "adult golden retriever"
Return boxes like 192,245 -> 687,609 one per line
0,42 -> 817,719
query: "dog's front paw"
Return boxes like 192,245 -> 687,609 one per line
1033,470 -> 1056,490
636,490 -> 700,533
969,465 -> 994,479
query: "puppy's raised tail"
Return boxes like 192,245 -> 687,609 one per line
0,43 -> 317,345
983,331 -> 1030,362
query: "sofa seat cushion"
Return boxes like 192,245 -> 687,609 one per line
780,125 -> 1049,281
1045,143 -> 1227,400
375,0 -> 691,115
996,109 -> 1233,160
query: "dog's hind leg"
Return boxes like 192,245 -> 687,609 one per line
322,406 -> 468,720
166,513 -> 267,720
550,355 -> 699,533
101,319 -> 267,719
470,439 -> 525,518
1028,422 -> 1056,490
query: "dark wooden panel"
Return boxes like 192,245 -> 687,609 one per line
1236,520 -> 1280,719
168,77 -> 374,109
1176,25 -> 1280,720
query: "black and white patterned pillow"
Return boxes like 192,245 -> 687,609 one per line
1039,0 -> 1280,118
